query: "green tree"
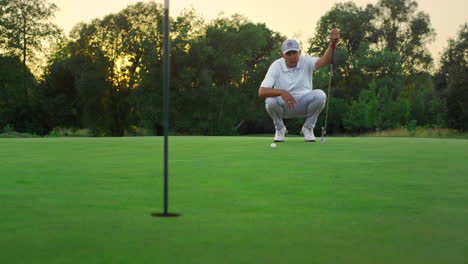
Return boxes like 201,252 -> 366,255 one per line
435,24 -> 468,130
0,54 -> 52,135
308,1 -> 437,134
401,72 -> 445,126
59,2 -> 165,136
308,2 -> 378,100
308,2 -> 377,56
174,14 -> 283,135
342,80 -> 410,133
0,55 -> 31,129
39,52 -> 81,131
342,87 -> 377,133
0,0 -> 61,99
374,0 -> 435,73
44,3 -> 206,136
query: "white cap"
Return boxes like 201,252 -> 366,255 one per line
282,39 -> 300,54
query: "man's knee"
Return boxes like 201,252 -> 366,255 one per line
313,89 -> 327,105
265,97 -> 284,112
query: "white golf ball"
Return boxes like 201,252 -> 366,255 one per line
270,143 -> 277,148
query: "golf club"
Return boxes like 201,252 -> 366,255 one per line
320,40 -> 337,144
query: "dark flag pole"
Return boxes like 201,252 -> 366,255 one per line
153,0 -> 179,218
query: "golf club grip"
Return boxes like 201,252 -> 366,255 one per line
331,41 -> 336,65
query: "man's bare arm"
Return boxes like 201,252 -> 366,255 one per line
315,29 -> 340,70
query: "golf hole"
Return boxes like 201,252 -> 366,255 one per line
152,213 -> 181,217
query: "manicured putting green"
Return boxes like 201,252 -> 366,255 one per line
1,136 -> 467,263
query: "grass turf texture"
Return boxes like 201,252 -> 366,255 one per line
1,137 -> 467,263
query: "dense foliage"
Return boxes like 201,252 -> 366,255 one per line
0,1 -> 466,136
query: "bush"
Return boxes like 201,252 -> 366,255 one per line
1,124 -> 14,134
406,120 -> 417,136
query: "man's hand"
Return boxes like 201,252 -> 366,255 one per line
280,90 -> 297,110
259,88 -> 297,109
330,29 -> 340,47
316,29 -> 341,69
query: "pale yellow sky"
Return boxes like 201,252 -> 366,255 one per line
51,0 -> 467,63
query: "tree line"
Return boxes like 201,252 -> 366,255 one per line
0,0 -> 467,136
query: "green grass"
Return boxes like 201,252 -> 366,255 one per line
1,136 -> 467,264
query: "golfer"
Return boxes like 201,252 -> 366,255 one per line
259,29 -> 340,142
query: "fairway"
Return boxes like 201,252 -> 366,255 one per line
1,136 -> 467,263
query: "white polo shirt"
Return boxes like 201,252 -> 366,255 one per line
260,55 -> 319,96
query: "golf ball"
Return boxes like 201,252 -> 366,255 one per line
270,143 -> 277,148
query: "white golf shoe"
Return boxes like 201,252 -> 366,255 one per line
301,126 -> 316,142
273,127 -> 287,142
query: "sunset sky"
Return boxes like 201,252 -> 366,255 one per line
51,0 -> 467,63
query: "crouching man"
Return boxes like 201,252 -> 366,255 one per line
258,29 -> 340,142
